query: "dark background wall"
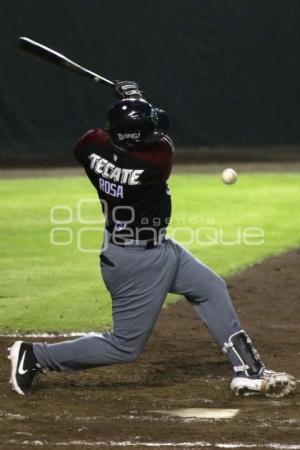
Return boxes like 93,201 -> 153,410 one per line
1,0 -> 300,166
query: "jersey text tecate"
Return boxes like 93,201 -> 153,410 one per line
88,153 -> 144,185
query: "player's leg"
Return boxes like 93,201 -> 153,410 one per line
169,239 -> 296,397
33,243 -> 178,370
169,240 -> 242,364
9,241 -> 178,394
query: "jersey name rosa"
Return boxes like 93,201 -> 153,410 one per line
99,178 -> 124,198
88,153 -> 144,186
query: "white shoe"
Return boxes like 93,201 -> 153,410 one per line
230,370 -> 296,398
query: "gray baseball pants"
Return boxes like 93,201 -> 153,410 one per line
33,237 -> 242,372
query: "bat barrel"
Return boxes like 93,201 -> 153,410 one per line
18,37 -> 114,87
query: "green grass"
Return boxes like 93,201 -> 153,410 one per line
0,173 -> 300,332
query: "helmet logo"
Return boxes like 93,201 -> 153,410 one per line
117,132 -> 141,141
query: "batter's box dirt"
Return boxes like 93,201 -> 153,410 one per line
0,249 -> 299,449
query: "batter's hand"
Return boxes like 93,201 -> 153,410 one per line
114,80 -> 144,99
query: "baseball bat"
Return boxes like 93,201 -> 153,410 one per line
18,37 -> 115,87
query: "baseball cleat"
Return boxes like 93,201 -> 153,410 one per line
8,341 -> 41,395
231,370 -> 296,398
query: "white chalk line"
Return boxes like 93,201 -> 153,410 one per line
0,332 -> 88,338
5,441 -> 300,449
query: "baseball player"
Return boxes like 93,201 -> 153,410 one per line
8,81 -> 296,397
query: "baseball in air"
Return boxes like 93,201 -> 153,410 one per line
221,168 -> 238,185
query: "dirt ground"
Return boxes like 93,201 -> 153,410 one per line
0,249 -> 299,450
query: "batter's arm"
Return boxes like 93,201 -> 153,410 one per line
74,129 -> 110,162
130,136 -> 174,181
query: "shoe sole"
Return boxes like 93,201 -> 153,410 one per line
8,341 -> 25,396
264,374 -> 296,398
231,374 -> 296,398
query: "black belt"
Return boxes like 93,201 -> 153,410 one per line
109,236 -> 163,249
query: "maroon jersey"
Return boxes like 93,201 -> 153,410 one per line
74,129 -> 174,241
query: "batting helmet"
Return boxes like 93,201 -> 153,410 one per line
107,98 -> 169,149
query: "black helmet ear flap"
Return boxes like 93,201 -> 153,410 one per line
151,108 -> 170,135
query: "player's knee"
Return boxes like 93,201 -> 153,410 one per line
187,274 -> 228,303
213,274 -> 227,291
120,346 -> 143,363
206,274 -> 228,299
125,348 -> 142,363
112,335 -> 144,363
